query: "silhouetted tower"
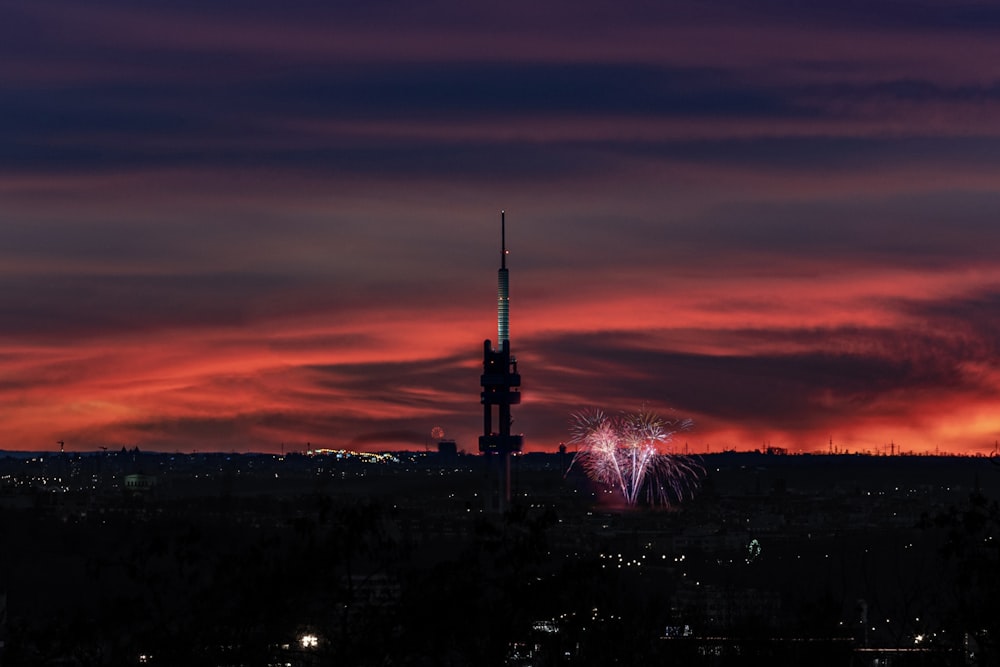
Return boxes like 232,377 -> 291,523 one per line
480,211 -> 523,512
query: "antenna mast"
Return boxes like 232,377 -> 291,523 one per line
497,210 -> 510,346
501,209 -> 506,269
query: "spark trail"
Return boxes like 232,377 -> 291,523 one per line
567,408 -> 701,506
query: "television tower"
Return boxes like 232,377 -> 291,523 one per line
479,210 -> 523,512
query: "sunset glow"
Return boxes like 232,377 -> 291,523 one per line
3,1 -> 1000,455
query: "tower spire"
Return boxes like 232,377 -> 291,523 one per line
497,210 -> 510,346
501,209 -> 506,269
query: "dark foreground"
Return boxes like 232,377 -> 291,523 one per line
1,449 -> 999,666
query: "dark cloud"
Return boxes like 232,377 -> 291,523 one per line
6,0 -> 1000,189
8,58 -> 1000,188
668,189 -> 1000,267
0,262 -> 485,342
0,273 -> 292,339
898,289 -> 1000,355
308,355 -> 473,409
250,63 -> 802,120
526,319 -> 994,436
0,59 -> 809,178
619,135 -> 1000,172
510,188 -> 1000,277
706,0 -> 1000,31
801,79 -> 1000,104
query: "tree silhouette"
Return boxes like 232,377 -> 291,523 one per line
934,491 -> 1000,664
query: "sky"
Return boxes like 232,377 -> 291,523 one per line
4,1 -> 1000,455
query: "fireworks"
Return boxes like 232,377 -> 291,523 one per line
567,408 -> 701,506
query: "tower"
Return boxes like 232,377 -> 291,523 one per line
479,211 -> 523,511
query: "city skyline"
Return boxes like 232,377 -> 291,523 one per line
3,1 -> 1000,454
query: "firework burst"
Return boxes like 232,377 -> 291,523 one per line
567,408 -> 701,506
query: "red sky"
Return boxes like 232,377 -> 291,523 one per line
3,1 -> 1000,454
